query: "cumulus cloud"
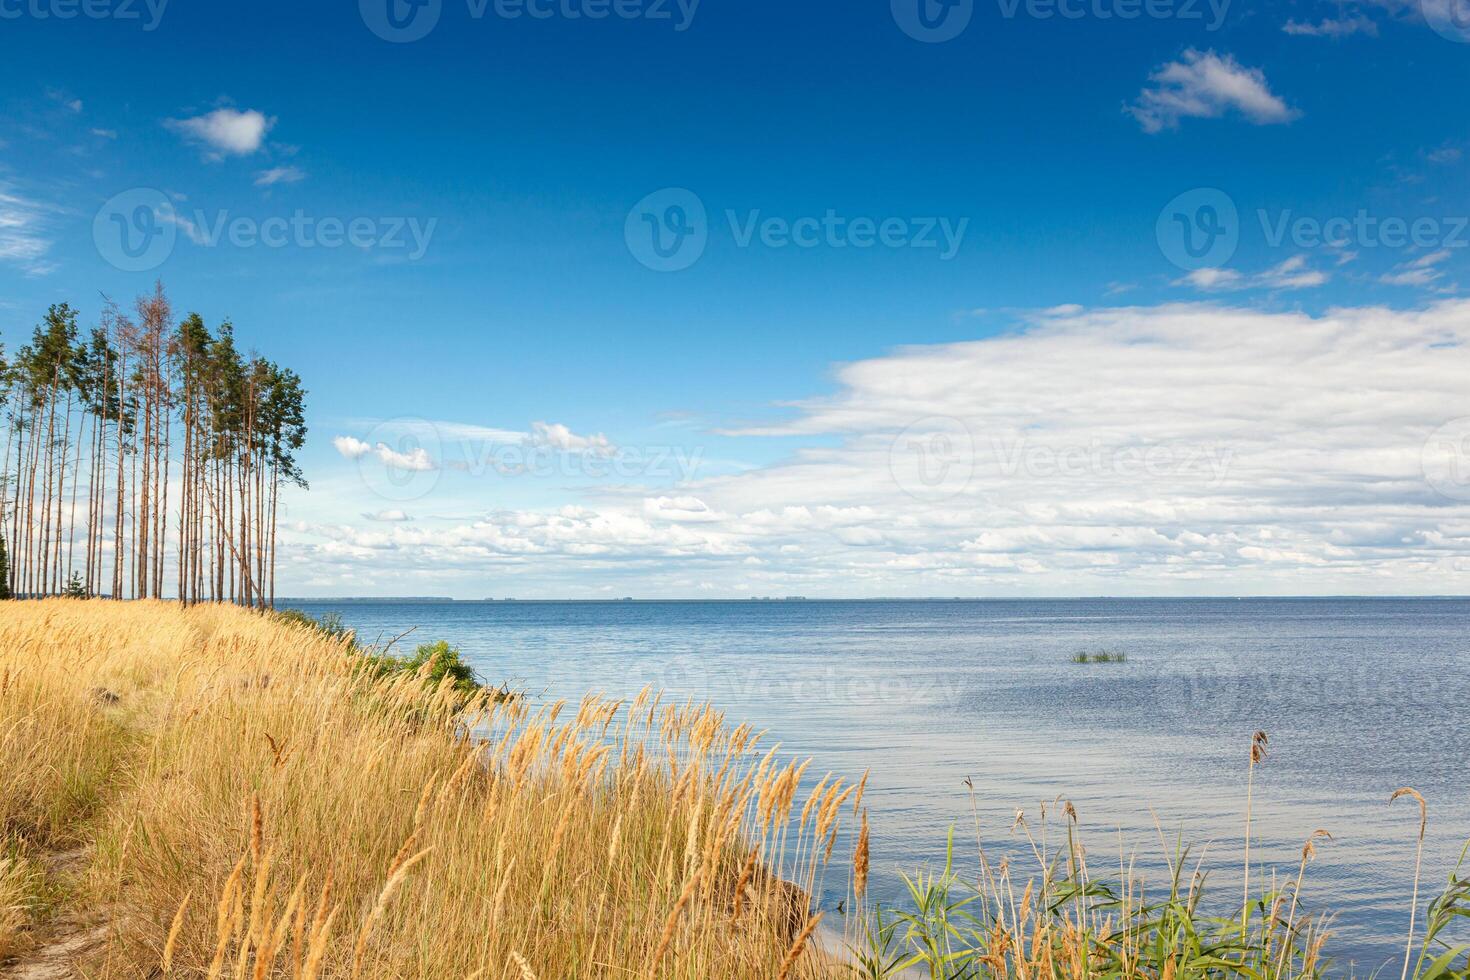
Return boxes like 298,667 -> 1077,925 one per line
375,444 -> 436,472
297,302 -> 1470,596
644,496 -> 728,523
333,436 -> 374,460
364,510 -> 412,522
334,433 -> 437,471
1128,50 -> 1299,133
166,108 -> 274,158
526,421 -> 614,454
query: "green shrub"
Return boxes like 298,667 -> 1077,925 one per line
360,640 -> 500,702
383,640 -> 478,693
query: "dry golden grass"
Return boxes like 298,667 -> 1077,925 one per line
0,599 -> 852,978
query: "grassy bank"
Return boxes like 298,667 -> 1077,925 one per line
0,600 -> 850,977
1,600 -> 1466,978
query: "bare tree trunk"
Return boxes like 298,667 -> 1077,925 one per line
269,462 -> 279,609
66,403 -> 87,586
157,381 -> 170,599
23,399 -> 44,596
113,341 -> 128,602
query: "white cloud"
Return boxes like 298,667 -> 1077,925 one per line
1381,250 -> 1452,286
364,510 -> 412,522
1175,256 -> 1327,292
47,90 -> 82,113
375,444 -> 436,472
91,128 -> 118,140
1283,15 -> 1379,35
1259,254 -> 1330,289
333,436 -> 373,459
295,302 -> 1470,597
644,496 -> 728,523
158,202 -> 208,245
1177,267 -> 1243,290
336,421 -> 616,476
329,433 -> 437,475
1128,50 -> 1299,133
166,108 -> 274,158
526,421 -> 614,454
0,186 -> 56,276
255,165 -> 306,187
1427,146 -> 1463,165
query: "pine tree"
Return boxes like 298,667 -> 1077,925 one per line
63,570 -> 85,598
0,284 -> 307,605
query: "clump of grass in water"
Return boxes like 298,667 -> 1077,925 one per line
1071,650 -> 1127,664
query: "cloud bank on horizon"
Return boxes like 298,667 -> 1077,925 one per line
293,300 -> 1470,598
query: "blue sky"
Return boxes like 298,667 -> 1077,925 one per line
2,0 -> 1470,597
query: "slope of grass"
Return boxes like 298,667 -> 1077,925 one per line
0,600 -> 846,978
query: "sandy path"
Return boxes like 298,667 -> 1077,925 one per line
0,850 -> 112,980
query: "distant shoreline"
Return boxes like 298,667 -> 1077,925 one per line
280,594 -> 1470,603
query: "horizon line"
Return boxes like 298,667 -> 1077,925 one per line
275,594 -> 1470,603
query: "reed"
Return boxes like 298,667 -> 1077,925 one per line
855,744 -> 1470,979
1391,787 -> 1428,980
1244,729 -> 1269,937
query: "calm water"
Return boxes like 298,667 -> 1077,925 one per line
292,597 -> 1470,972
